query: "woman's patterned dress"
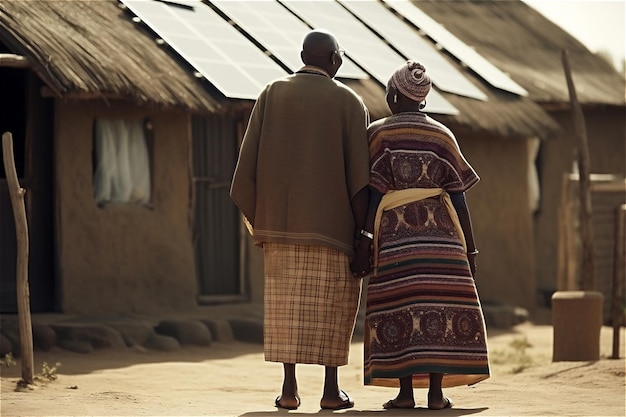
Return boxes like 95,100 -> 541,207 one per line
364,112 -> 490,388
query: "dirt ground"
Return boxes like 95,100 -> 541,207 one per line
1,322 -> 624,417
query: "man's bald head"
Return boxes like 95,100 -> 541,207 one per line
300,29 -> 342,77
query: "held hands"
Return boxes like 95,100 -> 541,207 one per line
350,237 -> 373,278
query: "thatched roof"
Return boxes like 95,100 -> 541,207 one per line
415,0 -> 626,107
354,0 -> 626,139
0,0 -> 621,140
0,0 -> 221,113
347,74 -> 561,140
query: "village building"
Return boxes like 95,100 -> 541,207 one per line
1,0 -> 623,322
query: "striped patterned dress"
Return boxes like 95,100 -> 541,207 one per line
364,112 -> 490,388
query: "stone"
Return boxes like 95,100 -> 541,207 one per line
51,323 -> 126,350
33,323 -> 57,351
144,332 -> 180,351
482,303 -> 528,330
0,333 -> 12,356
201,319 -> 234,343
154,320 -> 212,346
1,326 -> 20,354
107,321 -> 154,348
58,339 -> 94,354
229,319 -> 263,344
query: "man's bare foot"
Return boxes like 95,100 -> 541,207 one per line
320,389 -> 354,410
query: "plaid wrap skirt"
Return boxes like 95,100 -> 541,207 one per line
263,243 -> 362,366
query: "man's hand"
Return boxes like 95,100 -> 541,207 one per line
350,238 -> 373,278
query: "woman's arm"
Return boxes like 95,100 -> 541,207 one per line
450,191 -> 478,277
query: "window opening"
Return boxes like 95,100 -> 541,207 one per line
92,118 -> 152,206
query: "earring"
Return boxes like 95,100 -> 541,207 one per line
419,100 -> 426,110
393,94 -> 397,103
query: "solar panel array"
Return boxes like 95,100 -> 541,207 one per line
338,0 -> 487,101
120,0 -> 524,113
122,0 -> 288,100
210,0 -> 368,79
280,0 -> 459,115
384,0 -> 528,96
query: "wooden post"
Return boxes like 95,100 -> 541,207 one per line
561,50 -> 595,291
612,205 -> 626,359
2,132 -> 34,385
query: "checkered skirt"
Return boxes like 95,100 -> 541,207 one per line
263,243 -> 362,366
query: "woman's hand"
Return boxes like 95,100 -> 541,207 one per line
350,238 -> 373,278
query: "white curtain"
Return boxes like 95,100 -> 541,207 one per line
93,119 -> 151,205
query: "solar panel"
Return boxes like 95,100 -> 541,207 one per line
280,0 -> 459,115
337,0 -> 487,101
209,0 -> 368,79
121,0 -> 288,100
384,0 -> 528,96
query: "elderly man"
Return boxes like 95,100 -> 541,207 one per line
230,29 -> 370,410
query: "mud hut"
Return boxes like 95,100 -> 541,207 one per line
1,0 -> 622,318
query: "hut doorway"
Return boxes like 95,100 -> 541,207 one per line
192,115 -> 244,303
0,68 -> 55,313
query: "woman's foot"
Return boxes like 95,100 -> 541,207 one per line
427,395 -> 453,410
275,395 -> 300,410
427,373 -> 451,409
383,375 -> 415,409
382,397 -> 415,409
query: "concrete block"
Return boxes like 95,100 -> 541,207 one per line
552,291 -> 604,361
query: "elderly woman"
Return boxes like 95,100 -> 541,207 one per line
351,61 -> 490,410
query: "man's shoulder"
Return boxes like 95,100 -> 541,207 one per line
332,79 -> 363,98
263,74 -> 296,90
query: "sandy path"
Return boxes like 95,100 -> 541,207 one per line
1,323 -> 624,416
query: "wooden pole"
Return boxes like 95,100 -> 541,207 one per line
612,205 -> 626,359
2,132 -> 34,385
561,50 -> 595,291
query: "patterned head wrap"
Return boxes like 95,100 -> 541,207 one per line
388,60 -> 431,103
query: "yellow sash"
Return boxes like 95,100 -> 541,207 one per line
373,188 -> 466,269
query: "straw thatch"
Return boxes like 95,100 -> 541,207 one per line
434,79 -> 562,140
340,35 -> 565,138
1,0 -> 621,139
347,75 -> 562,141
0,0 -> 221,112
414,0 -> 625,107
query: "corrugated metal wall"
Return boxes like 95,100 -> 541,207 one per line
191,114 -> 242,301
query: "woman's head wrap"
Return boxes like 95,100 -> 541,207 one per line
388,60 -> 431,103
